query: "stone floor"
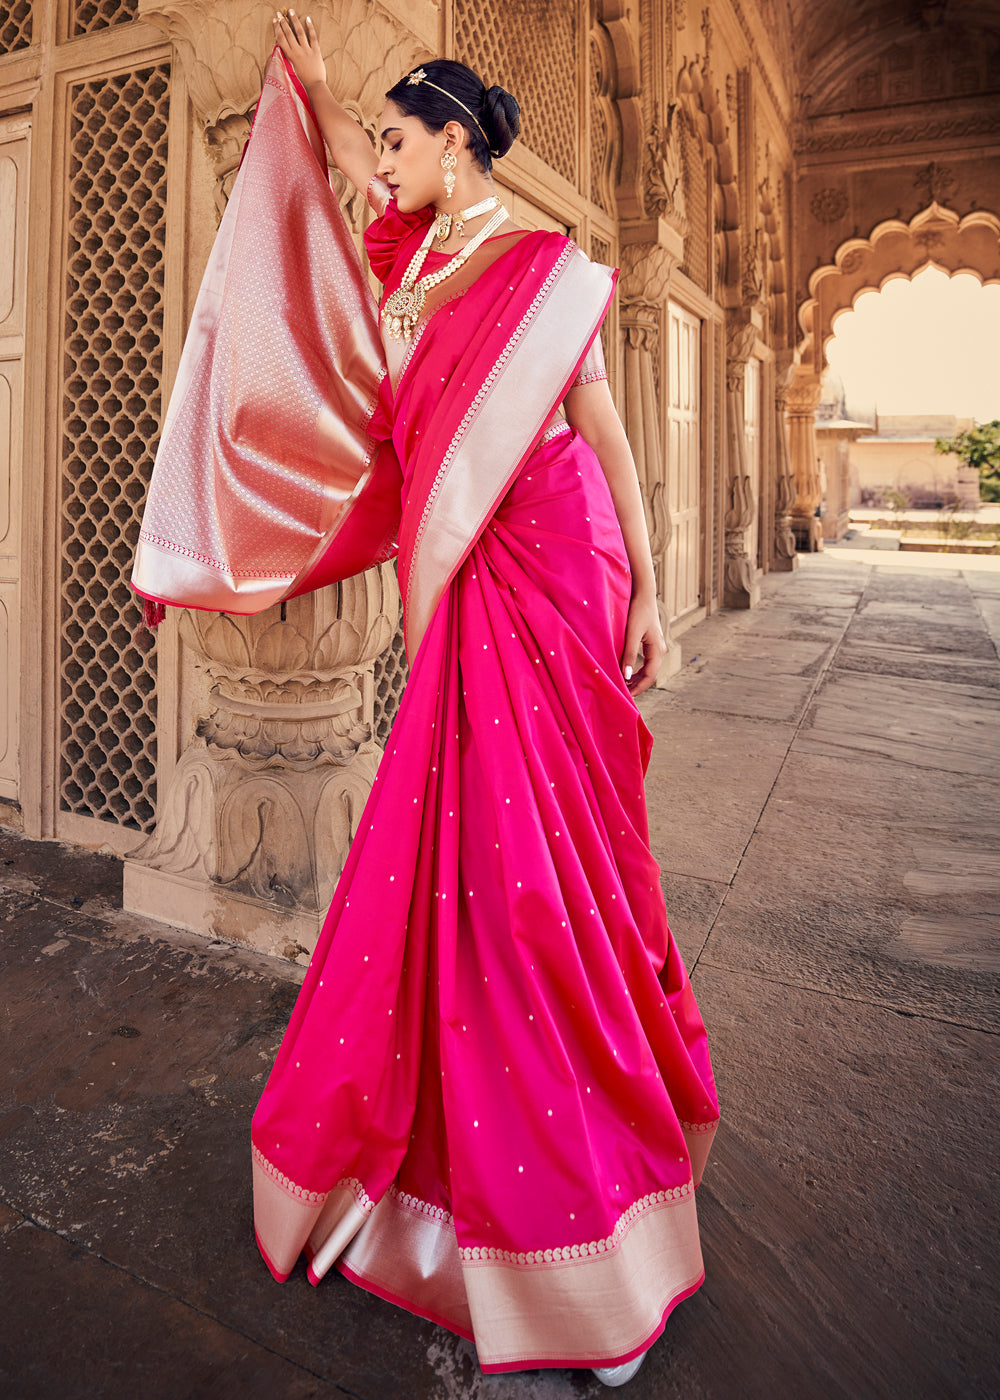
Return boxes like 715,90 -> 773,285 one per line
1,553 -> 998,1400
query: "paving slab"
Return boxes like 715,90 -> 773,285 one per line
660,637 -> 833,725
0,1222 -> 331,1400
844,613 -> 996,661
689,966 -> 996,1400
658,871 -> 729,968
889,912 -> 1000,973
972,595 -> 1000,646
699,749 -> 1000,1030
798,670 -> 1000,776
641,702 -> 794,884
831,638 -> 1000,688
965,570 -> 1000,594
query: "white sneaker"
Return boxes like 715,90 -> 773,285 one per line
592,1350 -> 648,1387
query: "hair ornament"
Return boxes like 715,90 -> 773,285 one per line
403,68 -> 499,156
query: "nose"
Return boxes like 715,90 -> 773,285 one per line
376,151 -> 393,179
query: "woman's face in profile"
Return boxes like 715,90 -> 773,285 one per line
377,100 -> 457,213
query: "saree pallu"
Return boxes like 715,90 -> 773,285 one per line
252,211 -> 719,1370
130,51 -> 402,615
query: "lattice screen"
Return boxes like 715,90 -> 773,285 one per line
60,65 -> 170,832
0,1 -> 32,51
589,35 -> 610,213
71,0 -> 138,36
373,622 -> 408,748
454,0 -> 579,187
680,116 -> 709,292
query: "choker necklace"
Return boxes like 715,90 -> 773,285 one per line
383,203 -> 509,342
434,194 -> 501,245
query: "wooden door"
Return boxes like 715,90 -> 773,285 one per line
666,302 -> 702,623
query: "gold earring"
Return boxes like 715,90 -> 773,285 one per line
441,150 -> 457,201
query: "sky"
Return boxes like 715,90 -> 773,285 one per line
825,266 -> 1000,423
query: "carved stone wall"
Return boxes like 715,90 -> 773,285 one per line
453,0 -> 579,186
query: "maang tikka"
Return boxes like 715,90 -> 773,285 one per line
441,149 -> 457,201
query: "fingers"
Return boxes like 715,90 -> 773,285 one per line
272,9 -> 314,44
623,629 -> 666,696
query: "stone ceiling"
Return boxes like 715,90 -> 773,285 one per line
789,0 -> 1000,118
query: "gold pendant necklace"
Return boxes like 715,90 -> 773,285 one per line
382,203 -> 509,342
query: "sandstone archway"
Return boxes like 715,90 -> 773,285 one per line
798,202 -> 1000,377
787,202 -> 1000,547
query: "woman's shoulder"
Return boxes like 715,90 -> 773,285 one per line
363,181 -> 432,282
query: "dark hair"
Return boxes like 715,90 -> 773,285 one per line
385,59 -> 520,173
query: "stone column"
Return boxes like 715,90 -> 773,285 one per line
123,568 -> 400,960
620,295 -> 681,681
723,317 -> 761,609
125,0 -> 424,958
772,354 -> 799,572
786,369 -> 824,552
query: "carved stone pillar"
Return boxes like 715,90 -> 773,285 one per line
772,353 -> 799,572
723,316 -> 761,609
123,568 -> 400,960
786,369 -> 824,553
620,243 -> 682,682
138,0 -> 271,207
125,0 -> 426,958
138,0 -> 429,210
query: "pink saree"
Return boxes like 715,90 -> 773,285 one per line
136,50 -> 719,1374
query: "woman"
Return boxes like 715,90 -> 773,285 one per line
138,11 -> 718,1385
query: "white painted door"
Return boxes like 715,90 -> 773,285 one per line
743,357 -> 761,571
665,302 -> 702,623
0,117 -> 27,803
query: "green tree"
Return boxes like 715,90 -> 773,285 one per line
934,420 -> 1000,482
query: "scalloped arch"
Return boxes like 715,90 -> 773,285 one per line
797,202 -> 1000,374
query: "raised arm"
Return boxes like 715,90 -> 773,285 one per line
272,10 -> 378,196
563,378 -> 667,695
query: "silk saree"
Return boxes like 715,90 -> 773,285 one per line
133,51 -> 719,1374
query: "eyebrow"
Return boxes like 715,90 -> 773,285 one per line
380,126 -> 402,142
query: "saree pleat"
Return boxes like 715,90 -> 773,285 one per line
252,421 -> 718,1370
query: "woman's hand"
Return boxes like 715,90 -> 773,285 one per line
272,10 -> 326,90
621,592 -> 667,696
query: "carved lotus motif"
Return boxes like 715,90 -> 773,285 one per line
179,566 -> 399,682
138,0 -> 273,128
254,621 -> 312,674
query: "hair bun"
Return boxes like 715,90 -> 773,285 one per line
483,85 -> 520,158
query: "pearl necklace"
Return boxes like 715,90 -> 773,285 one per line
434,194 -> 501,244
382,203 -> 509,342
